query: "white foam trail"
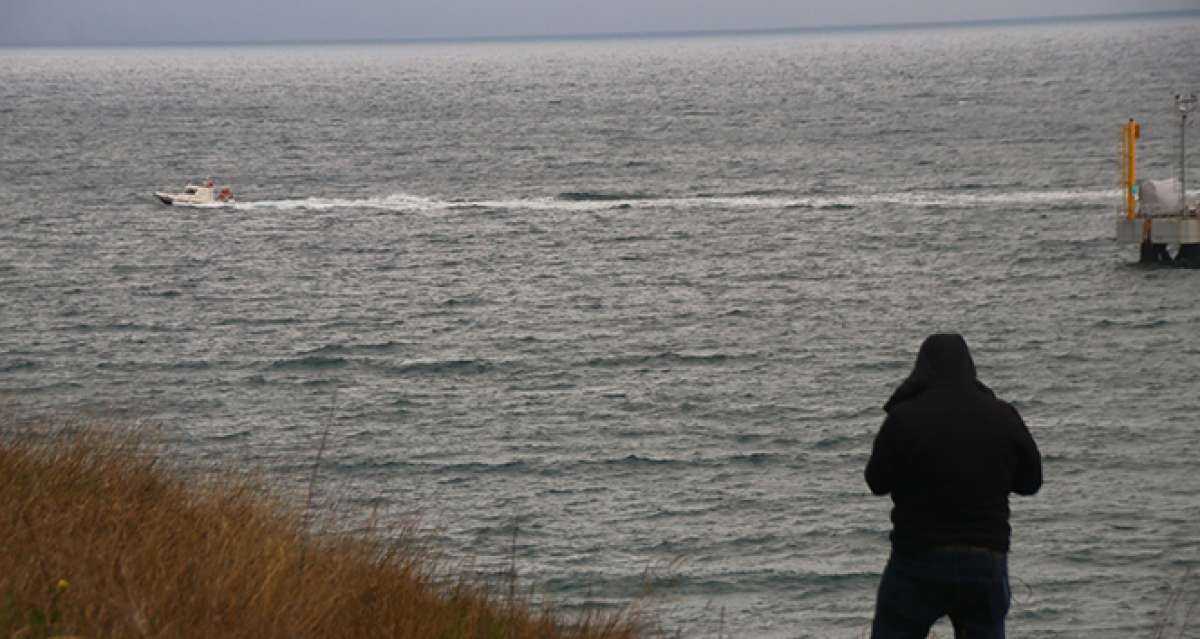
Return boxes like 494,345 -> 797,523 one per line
232,193 -> 443,212
220,188 -> 1125,213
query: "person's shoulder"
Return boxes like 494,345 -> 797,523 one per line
884,395 -> 924,420
984,394 -> 1026,425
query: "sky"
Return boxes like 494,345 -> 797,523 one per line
0,0 -> 1196,45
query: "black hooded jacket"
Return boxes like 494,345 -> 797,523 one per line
865,334 -> 1042,553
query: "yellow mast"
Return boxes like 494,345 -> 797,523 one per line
1122,119 -> 1139,221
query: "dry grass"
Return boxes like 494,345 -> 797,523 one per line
0,411 -> 644,639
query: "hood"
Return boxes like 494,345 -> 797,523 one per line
883,333 -> 993,412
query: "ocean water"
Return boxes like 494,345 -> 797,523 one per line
3,15 -> 1200,637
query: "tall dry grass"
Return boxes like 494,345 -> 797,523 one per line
0,411 -> 644,639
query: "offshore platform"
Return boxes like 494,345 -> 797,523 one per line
1115,94 -> 1199,266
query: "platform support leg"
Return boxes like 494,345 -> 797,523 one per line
1140,241 -> 1171,264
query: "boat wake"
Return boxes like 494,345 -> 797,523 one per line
232,193 -> 444,212
222,188 -> 1124,214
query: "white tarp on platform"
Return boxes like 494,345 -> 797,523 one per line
1138,178 -> 1185,216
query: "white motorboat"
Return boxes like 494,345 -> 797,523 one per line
154,180 -> 235,206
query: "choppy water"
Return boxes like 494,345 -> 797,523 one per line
3,16 -> 1200,637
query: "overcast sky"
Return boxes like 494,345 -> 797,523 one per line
0,0 -> 1195,45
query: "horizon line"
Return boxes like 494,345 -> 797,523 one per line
1,8 -> 1196,49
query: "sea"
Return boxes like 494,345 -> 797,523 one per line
2,14 -> 1200,638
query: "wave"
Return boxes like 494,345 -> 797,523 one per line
379,358 -> 493,378
433,460 -> 531,476
12,381 -> 84,393
0,360 -> 36,373
210,187 -> 1123,214
584,351 -> 749,368
301,340 -> 408,356
268,355 -> 349,370
602,454 -> 687,468
215,316 -> 301,327
556,191 -> 653,201
262,354 -> 497,377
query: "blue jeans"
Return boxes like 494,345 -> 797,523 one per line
870,546 -> 1010,639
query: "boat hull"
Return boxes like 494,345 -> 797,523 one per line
153,191 -> 234,206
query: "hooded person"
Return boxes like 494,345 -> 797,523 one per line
866,333 -> 1041,639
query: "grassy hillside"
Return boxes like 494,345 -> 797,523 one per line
0,412 -> 643,639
